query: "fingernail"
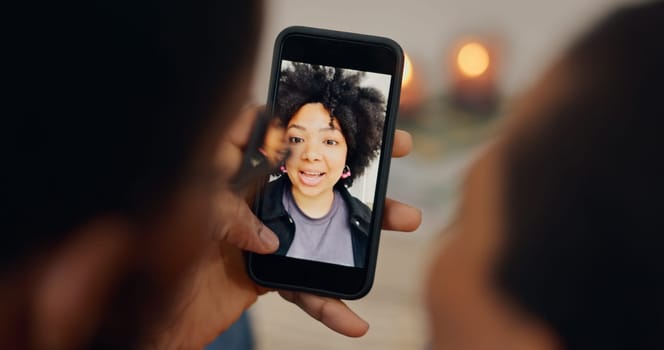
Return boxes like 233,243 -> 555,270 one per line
259,226 -> 280,250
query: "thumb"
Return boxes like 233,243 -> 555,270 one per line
213,189 -> 279,254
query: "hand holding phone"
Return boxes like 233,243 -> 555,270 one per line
147,28 -> 418,347
246,26 -> 405,299
223,105 -> 420,338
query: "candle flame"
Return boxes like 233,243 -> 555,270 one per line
402,53 -> 414,87
457,42 -> 490,78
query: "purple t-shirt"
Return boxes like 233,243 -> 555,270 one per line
283,188 -> 355,267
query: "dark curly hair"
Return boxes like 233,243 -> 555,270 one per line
275,62 -> 386,185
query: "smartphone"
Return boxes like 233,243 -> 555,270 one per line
246,26 -> 403,299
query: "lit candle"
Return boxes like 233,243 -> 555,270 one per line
457,42 -> 490,78
450,39 -> 498,113
399,52 -> 424,115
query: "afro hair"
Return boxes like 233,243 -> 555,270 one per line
275,62 -> 386,185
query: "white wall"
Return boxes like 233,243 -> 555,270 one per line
250,0 -> 643,101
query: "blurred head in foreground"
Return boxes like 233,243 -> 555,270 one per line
3,1 -> 261,348
427,2 -> 664,349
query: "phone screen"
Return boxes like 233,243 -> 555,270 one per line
247,27 -> 402,298
259,59 -> 392,268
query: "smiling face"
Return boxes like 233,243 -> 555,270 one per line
285,102 -> 348,201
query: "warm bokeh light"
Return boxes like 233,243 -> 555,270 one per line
457,42 -> 490,78
402,53 -> 414,87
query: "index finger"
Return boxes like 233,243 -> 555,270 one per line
227,105 -> 263,149
392,129 -> 412,158
382,197 -> 421,232
215,105 -> 263,181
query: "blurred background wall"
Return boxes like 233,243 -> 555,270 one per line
251,0 -> 642,100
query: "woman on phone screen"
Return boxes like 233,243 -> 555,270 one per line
259,63 -> 386,268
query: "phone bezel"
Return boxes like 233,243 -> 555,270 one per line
247,26 -> 404,299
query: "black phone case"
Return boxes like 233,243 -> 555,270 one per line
246,26 -> 404,299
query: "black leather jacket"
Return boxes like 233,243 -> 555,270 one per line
257,176 -> 371,268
